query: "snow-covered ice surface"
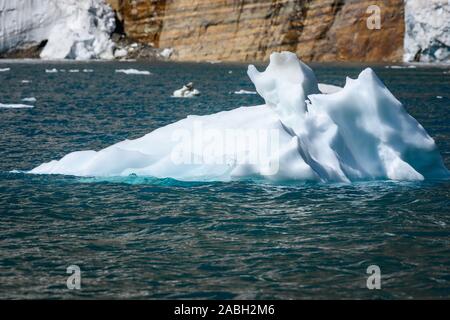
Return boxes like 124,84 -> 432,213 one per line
0,0 -> 115,60
115,69 -> 151,75
0,103 -> 34,109
404,0 -> 450,63
30,52 -> 449,183
318,83 -> 342,94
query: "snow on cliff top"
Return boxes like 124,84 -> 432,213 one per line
0,0 -> 115,60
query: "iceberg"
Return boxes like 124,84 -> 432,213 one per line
1,103 -> 34,109
173,82 -> 200,98
234,90 -> 257,95
30,52 -> 449,183
0,0 -> 115,60
0,68 -> 10,72
159,48 -> 174,59
115,69 -> 151,75
22,97 -> 37,102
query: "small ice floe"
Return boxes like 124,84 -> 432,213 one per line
208,60 -> 222,64
436,96 -> 443,99
228,70 -> 233,74
21,80 -> 32,84
69,69 -> 79,73
0,68 -> 10,72
45,68 -> 58,73
385,65 -> 417,69
60,69 -> 66,72
318,83 -> 343,94
159,48 -> 173,59
22,97 -> 37,102
0,103 -> 34,109
83,69 -> 94,73
234,89 -> 257,95
115,69 -> 151,75
114,48 -> 128,59
172,82 -> 200,98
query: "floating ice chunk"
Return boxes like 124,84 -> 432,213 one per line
21,80 -> 32,83
1,103 -> 34,109
22,97 -> 37,102
436,96 -> 443,99
0,68 -> 10,72
234,89 -> 257,95
83,69 -> 94,73
29,51 -> 449,183
385,65 -> 417,69
114,48 -> 128,59
69,69 -> 79,73
115,69 -> 151,75
173,82 -> 200,98
318,83 -> 342,94
159,48 -> 173,59
45,68 -> 58,73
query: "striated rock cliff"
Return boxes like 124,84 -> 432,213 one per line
108,0 -> 405,62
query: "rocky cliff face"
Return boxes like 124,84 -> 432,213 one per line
108,0 -> 405,62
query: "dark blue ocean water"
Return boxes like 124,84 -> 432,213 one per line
0,60 -> 449,299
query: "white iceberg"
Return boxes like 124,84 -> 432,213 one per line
0,0 -> 115,60
0,68 -> 10,72
234,90 -> 257,95
114,48 -> 128,59
45,68 -> 58,73
159,48 -> 174,59
115,69 -> 151,75
30,52 -> 449,183
1,103 -> 34,109
22,97 -> 37,102
173,82 -> 200,98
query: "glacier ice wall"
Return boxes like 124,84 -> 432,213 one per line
0,0 -> 115,60
30,52 -> 449,183
404,0 -> 450,63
